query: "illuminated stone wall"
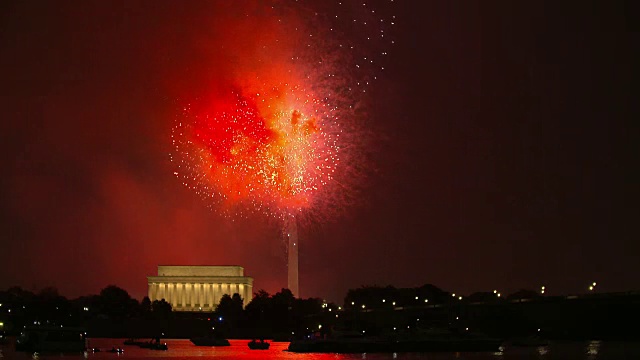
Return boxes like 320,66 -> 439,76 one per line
147,266 -> 253,312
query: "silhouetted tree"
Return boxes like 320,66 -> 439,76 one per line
151,299 -> 172,318
99,285 -> 138,319
467,291 -> 499,303
214,293 -> 244,336
508,289 -> 541,301
141,296 -> 152,315
271,288 -> 295,332
245,290 -> 271,336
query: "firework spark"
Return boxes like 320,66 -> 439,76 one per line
171,0 -> 395,221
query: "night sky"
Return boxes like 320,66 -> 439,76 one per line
0,1 -> 636,303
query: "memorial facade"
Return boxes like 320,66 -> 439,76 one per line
147,265 -> 253,312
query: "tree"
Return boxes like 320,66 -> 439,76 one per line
99,285 -> 138,319
151,299 -> 172,318
271,289 -> 295,332
214,293 -> 244,336
141,296 -> 152,314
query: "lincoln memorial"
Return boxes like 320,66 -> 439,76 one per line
147,265 -> 253,312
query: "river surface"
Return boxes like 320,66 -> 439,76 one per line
2,338 -> 640,359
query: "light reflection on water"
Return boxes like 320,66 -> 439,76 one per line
0,338 -> 639,359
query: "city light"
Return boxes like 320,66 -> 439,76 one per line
424,299 -> 428,303
493,290 -> 497,294
497,293 -> 501,297
541,286 -> 545,294
415,296 -> 418,300
351,301 -> 355,305
382,299 -> 386,303
392,301 -> 396,306
458,296 -> 462,300
361,304 -> 366,309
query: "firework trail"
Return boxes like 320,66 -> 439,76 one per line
172,0 -> 395,222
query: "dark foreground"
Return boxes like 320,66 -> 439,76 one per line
3,338 -> 640,359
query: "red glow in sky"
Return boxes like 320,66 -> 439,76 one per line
170,1 -> 391,220
1,1 -> 635,303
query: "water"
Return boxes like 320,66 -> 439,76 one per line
2,339 -> 640,360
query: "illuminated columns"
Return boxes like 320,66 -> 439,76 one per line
148,266 -> 253,312
213,284 -> 219,307
202,284 -> 208,307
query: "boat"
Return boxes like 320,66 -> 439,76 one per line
123,338 -> 144,346
248,339 -> 270,350
150,342 -> 168,350
190,335 -> 230,346
138,338 -> 168,350
15,325 -> 87,353
287,330 -> 502,353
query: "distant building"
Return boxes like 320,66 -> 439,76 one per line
147,265 -> 253,312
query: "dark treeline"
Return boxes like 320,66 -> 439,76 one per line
2,284 -> 639,340
0,285 -> 331,339
341,285 -> 640,341
0,285 -> 173,338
